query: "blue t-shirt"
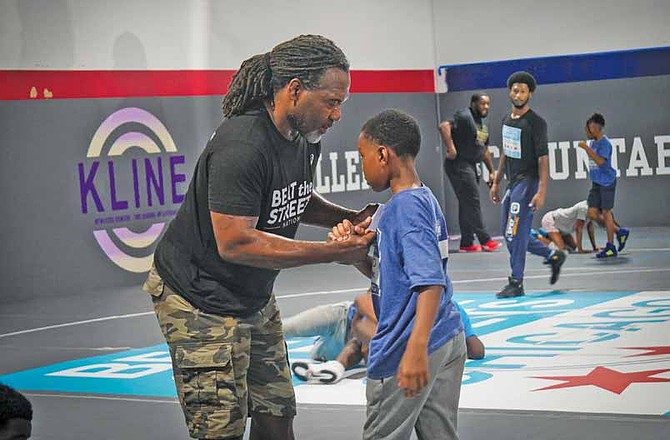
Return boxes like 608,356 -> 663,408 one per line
588,136 -> 616,186
454,301 -> 475,338
366,186 -> 463,380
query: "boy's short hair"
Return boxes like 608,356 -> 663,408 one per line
0,383 -> 33,427
360,109 -> 421,158
587,113 -> 605,127
507,71 -> 537,92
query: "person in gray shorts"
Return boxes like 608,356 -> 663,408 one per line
284,293 -> 484,385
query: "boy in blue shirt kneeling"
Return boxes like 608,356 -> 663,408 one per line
331,109 -> 466,440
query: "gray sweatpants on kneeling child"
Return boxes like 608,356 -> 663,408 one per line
363,331 -> 466,440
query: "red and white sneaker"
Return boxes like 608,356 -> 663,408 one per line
481,240 -> 502,252
459,244 -> 482,252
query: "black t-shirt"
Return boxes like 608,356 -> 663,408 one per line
501,109 -> 548,183
154,108 -> 321,317
450,108 -> 489,163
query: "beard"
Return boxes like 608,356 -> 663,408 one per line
287,113 -> 322,143
512,99 -> 528,109
302,131 -> 322,144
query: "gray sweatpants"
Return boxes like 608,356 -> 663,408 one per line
363,331 -> 466,440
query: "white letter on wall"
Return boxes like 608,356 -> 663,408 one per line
609,138 -> 626,178
314,155 -> 330,194
329,152 -> 346,193
655,135 -> 670,175
626,137 -> 653,177
574,141 -> 590,180
344,151 -> 361,191
548,142 -> 570,180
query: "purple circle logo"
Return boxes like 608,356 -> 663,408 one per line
78,107 -> 186,272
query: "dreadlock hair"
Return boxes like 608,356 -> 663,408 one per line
361,109 -> 422,158
587,113 -> 605,127
222,35 -> 349,118
0,383 -> 33,427
507,71 -> 537,92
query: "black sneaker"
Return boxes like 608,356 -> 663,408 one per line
496,277 -> 524,298
545,249 -> 566,285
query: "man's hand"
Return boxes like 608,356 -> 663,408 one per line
489,182 -> 501,204
486,172 -> 496,188
332,230 -> 376,264
350,204 -> 379,225
528,191 -> 545,212
397,343 -> 429,398
577,140 -> 589,150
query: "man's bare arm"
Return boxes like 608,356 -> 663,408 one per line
210,212 -> 374,269
301,191 -> 377,228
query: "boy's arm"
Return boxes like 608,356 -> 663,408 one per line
397,285 -> 442,398
352,259 -> 372,278
577,141 -> 606,166
354,291 -> 377,323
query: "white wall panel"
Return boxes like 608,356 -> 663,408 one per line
433,0 -> 670,65
0,0 -> 436,70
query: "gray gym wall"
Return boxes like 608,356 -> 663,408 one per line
438,74 -> 670,236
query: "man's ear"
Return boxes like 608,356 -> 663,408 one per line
287,78 -> 303,102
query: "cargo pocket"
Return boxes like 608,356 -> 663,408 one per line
143,265 -> 164,298
175,342 -> 238,409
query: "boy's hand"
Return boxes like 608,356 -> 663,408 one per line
328,216 -> 372,241
577,141 -> 589,150
328,219 -> 354,241
397,344 -> 429,398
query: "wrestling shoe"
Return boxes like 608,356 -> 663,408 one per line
496,277 -> 524,298
481,240 -> 502,252
616,228 -> 630,252
460,244 -> 482,252
544,249 -> 566,284
596,242 -> 618,258
291,360 -> 345,384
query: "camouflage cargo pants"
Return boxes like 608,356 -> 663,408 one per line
143,266 -> 296,439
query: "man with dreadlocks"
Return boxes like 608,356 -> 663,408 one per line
143,35 -> 376,440
489,71 -> 566,298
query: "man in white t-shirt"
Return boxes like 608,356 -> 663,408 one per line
540,200 -> 598,253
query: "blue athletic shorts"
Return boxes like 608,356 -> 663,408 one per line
588,181 -> 616,210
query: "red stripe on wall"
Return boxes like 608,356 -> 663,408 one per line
0,69 -> 435,100
351,70 -> 435,93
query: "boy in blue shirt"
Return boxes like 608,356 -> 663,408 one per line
286,294 -> 484,384
332,109 -> 466,439
577,113 -> 630,257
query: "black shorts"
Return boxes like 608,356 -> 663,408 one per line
587,181 -> 616,210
